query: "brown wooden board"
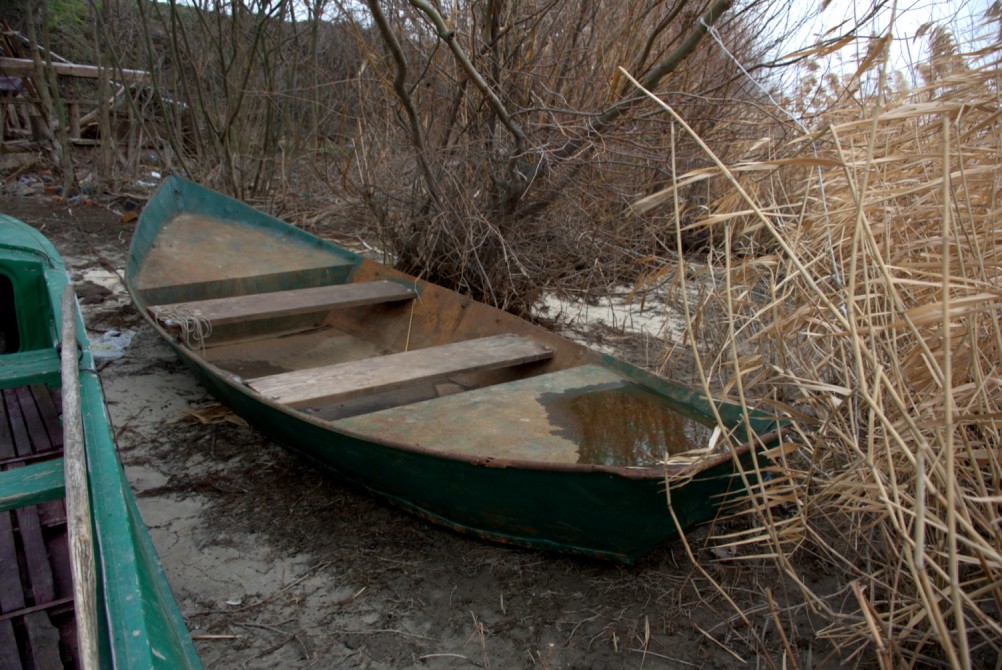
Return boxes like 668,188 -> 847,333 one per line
150,280 -> 415,327
1,390 -> 29,458
6,384 -> 60,607
23,612 -> 61,669
0,512 -> 25,613
2,382 -> 64,466
0,619 -> 21,670
15,508 -> 55,608
28,386 -> 62,453
0,394 -> 14,461
248,334 -> 554,408
12,386 -> 55,454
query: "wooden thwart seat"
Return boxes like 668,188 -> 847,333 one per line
149,280 -> 416,327
0,349 -> 61,390
247,334 -> 554,408
0,458 -> 65,514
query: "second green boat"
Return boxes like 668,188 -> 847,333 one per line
126,177 -> 783,563
0,213 -> 202,668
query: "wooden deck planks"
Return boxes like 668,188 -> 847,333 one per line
28,385 -> 62,452
13,512 -> 56,616
150,280 -> 416,327
248,334 -> 554,408
23,612 -> 61,669
0,619 -> 21,670
12,386 -> 58,456
0,394 -> 14,462
0,513 -> 25,612
0,381 -> 73,670
4,389 -> 34,459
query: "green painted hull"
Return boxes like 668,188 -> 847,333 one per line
0,215 -> 202,668
127,177 -> 784,563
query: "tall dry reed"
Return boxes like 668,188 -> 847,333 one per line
632,39 -> 1002,668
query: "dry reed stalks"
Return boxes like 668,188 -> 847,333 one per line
629,39 -> 1001,668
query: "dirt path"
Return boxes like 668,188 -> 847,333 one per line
2,194 -> 819,669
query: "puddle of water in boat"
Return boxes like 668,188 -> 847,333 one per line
540,382 -> 716,466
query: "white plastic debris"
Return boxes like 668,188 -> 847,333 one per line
89,330 -> 135,361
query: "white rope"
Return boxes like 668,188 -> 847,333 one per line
158,307 -> 213,351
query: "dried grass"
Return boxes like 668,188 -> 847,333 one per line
631,38 -> 1002,668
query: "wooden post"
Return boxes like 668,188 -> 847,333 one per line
60,286 -> 99,670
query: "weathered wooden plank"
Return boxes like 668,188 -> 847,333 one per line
0,394 -> 14,461
13,386 -> 54,454
60,285 -> 98,670
150,280 -> 415,327
23,611 -> 61,670
15,505 -> 55,605
3,380 -> 63,612
3,387 -> 57,608
29,386 -> 62,452
0,460 -> 64,514
2,389 -> 32,458
0,619 -> 21,670
0,512 -> 25,613
0,57 -> 150,82
248,334 -> 553,408
1,386 -> 62,469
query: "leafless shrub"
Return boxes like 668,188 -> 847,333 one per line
347,0 -> 807,312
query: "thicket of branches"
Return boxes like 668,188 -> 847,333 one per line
349,0 -> 795,312
27,0 -> 810,312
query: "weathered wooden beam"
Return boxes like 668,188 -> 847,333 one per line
60,286 -> 99,670
248,334 -> 554,408
150,280 -> 417,328
0,57 -> 150,82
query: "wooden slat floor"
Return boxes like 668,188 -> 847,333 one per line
0,383 -> 77,670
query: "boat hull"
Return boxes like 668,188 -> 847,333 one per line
0,214 -> 202,668
126,177 -> 783,563
168,340 -> 759,562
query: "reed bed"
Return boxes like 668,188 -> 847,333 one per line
634,47 -> 1002,667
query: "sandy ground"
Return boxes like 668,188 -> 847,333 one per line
3,194 -> 833,669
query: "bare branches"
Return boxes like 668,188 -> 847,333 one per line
551,0 -> 734,163
350,0 -> 779,311
407,0 -> 527,156
363,0 -> 445,211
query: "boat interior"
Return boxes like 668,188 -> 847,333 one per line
0,262 -> 80,668
132,213 -> 721,467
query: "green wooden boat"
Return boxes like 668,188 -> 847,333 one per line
0,214 -> 202,668
126,177 -> 783,563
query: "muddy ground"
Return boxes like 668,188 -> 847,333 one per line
3,193 -> 842,669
